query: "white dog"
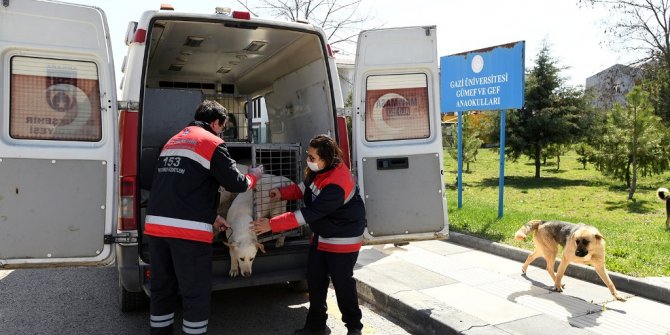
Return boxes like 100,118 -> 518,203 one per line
224,185 -> 265,277
221,164 -> 292,277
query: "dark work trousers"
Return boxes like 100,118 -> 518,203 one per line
305,240 -> 363,332
148,236 -> 213,335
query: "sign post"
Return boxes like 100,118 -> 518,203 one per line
440,41 -> 525,218
457,110 -> 463,208
498,109 -> 506,218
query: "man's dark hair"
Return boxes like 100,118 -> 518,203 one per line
194,100 -> 227,124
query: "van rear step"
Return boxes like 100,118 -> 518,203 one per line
211,268 -> 308,290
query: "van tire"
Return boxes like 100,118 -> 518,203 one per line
119,281 -> 149,312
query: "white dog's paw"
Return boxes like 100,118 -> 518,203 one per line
228,262 -> 240,278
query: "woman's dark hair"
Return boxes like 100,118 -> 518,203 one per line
305,134 -> 342,178
194,100 -> 227,124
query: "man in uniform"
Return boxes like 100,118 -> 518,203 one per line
144,100 -> 262,334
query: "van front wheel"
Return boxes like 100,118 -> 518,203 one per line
119,281 -> 148,312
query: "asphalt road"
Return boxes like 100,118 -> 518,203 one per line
0,266 -> 411,335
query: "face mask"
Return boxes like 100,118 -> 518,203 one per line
307,161 -> 321,172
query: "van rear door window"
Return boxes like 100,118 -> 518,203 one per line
364,73 -> 430,142
9,56 -> 102,142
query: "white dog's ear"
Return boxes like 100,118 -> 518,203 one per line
256,242 -> 266,253
224,241 -> 238,250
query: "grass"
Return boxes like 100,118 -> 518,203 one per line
443,148 -> 670,278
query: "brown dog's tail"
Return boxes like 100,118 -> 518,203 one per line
514,220 -> 543,241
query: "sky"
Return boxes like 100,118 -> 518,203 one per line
65,0 -> 629,89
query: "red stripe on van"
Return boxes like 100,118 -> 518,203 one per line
119,110 -> 138,175
337,116 -> 351,169
119,110 -> 139,231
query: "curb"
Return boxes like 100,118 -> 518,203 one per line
355,280 -> 461,335
447,231 -> 670,305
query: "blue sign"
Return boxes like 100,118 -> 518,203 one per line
440,41 -> 525,113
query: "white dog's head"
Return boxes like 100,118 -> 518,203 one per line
224,241 -> 266,277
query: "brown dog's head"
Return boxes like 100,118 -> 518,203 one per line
572,226 -> 603,258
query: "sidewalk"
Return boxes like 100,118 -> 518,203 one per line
353,232 -> 670,335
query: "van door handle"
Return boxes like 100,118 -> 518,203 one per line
376,157 -> 409,170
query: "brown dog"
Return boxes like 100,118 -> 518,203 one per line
515,220 -> 626,301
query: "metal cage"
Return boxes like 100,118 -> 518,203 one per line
225,142 -> 306,243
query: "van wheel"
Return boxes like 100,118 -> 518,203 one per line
119,282 -> 149,312
288,280 -> 309,292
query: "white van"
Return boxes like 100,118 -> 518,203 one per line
0,1 -> 448,311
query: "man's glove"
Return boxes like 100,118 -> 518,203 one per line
245,164 -> 264,189
248,165 -> 264,179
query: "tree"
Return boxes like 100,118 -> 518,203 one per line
581,0 -> 670,64
236,0 -> 371,54
545,143 -> 571,171
590,86 -> 669,199
448,114 -> 483,173
581,0 -> 670,122
641,58 -> 670,122
491,42 -> 589,178
575,142 -> 595,169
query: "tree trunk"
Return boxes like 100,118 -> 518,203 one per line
628,156 -> 637,200
625,160 -> 631,188
534,146 -> 541,178
556,154 -> 561,171
466,161 -> 470,173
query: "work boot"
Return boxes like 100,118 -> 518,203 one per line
346,328 -> 362,335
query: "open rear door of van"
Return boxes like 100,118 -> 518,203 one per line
352,26 -> 448,244
0,0 -> 118,267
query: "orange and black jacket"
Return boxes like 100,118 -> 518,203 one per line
268,162 -> 366,253
144,121 -> 257,243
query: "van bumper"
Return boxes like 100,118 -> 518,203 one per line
140,241 -> 310,295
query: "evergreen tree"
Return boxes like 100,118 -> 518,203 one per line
642,59 -> 670,123
591,86 -> 670,199
574,142 -> 595,169
491,42 -> 589,178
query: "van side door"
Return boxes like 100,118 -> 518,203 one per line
0,0 -> 117,267
352,26 -> 448,244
